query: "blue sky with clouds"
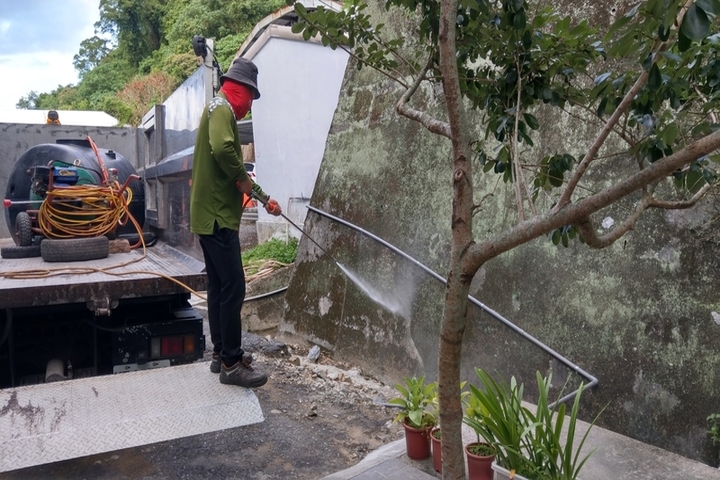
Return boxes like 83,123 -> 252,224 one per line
0,0 -> 100,110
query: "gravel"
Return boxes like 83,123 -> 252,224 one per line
4,333 -> 409,480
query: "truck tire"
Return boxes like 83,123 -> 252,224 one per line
15,211 -> 33,247
41,237 -> 110,263
1,244 -> 41,259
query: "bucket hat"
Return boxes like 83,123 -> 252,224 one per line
220,57 -> 261,99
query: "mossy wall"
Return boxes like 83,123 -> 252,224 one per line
281,0 -> 720,465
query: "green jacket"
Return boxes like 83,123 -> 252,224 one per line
190,92 -> 269,235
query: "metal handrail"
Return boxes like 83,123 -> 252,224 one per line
306,205 -> 598,406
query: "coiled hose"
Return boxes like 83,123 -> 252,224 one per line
37,181 -> 136,239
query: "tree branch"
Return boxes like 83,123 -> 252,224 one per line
396,52 -> 452,138
464,127 -> 720,273
511,58 -> 526,221
554,69 -> 650,212
574,193 -> 652,249
649,183 -> 713,209
553,0 -> 694,212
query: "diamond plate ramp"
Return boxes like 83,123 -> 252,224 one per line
0,362 -> 264,472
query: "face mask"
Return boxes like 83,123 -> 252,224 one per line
221,81 -> 253,119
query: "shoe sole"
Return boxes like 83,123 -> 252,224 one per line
219,375 -> 268,388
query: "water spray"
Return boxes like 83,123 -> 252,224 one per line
251,192 -> 412,318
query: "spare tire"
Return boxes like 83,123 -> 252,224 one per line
15,212 -> 33,247
41,237 -> 109,263
1,244 -> 41,259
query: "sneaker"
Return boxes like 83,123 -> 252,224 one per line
210,352 -> 253,374
219,361 -> 268,388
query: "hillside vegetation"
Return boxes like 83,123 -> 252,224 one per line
17,0 -> 284,126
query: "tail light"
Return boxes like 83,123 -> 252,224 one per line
150,334 -> 196,359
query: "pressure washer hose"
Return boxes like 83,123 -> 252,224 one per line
37,181 -> 135,239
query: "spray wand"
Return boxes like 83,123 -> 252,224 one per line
250,191 -> 342,266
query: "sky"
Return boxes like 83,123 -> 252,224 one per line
0,0 -> 101,111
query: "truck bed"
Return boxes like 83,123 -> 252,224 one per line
0,240 -> 207,309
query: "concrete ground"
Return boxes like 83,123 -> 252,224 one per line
322,420 -> 720,480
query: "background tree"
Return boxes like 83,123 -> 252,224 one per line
16,0 -> 282,125
74,36 -> 113,79
287,0 -> 720,478
96,0 -> 168,68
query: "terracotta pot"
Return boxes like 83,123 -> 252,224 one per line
465,442 -> 495,480
402,420 -> 431,460
430,427 -> 442,473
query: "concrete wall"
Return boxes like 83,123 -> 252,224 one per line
0,123 -> 140,239
281,0 -> 720,467
241,26 -> 349,243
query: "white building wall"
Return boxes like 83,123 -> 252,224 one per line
245,34 -> 349,243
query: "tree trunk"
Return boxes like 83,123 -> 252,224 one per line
438,268 -> 473,480
436,0 -> 478,475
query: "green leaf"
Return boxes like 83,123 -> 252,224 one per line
680,4 -> 710,42
509,0 -> 524,11
678,29 -> 692,52
642,53 -> 654,71
606,15 -> 631,41
549,170 -> 564,187
696,0 -> 720,16
660,51 -> 682,63
648,63 -> 662,90
597,96 -> 609,118
552,229 -> 561,245
291,22 -> 305,34
658,23 -> 671,41
523,112 -> 540,130
594,72 -> 611,85
295,2 -> 307,14
661,123 -> 679,145
512,9 -> 527,29
685,169 -> 707,193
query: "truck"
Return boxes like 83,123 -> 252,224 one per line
0,137 -> 209,388
0,40 -> 265,472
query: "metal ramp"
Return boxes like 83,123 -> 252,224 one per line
0,362 -> 264,473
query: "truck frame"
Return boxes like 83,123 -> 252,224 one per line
0,40 -> 267,472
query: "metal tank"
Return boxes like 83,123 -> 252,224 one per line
3,138 -> 145,245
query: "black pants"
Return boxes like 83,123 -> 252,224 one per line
199,223 -> 245,367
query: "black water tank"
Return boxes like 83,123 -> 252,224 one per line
4,139 -> 145,245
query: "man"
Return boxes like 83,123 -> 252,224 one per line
190,57 -> 282,388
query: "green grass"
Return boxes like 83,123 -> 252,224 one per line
242,237 -> 298,265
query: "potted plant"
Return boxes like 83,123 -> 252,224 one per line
430,426 -> 442,472
464,441 -> 496,480
464,368 -> 599,480
464,369 -> 533,478
388,376 -> 437,460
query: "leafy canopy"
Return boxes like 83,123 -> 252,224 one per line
287,0 -> 720,247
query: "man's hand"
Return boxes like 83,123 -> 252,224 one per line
265,199 -> 282,216
235,178 -> 253,194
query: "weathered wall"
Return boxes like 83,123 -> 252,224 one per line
0,123 -> 139,239
282,0 -> 720,466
